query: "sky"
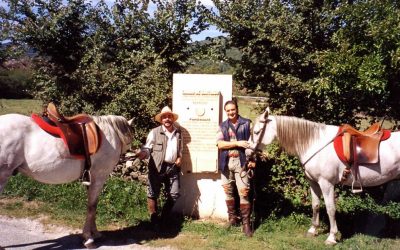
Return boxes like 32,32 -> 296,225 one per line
0,0 -> 225,41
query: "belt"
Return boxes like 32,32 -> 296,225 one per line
160,162 -> 177,177
162,162 -> 175,166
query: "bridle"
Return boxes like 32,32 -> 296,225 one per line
250,111 -> 340,168
240,111 -> 269,180
250,111 -> 269,154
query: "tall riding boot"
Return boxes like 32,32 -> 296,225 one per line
240,203 -> 253,237
225,199 -> 238,228
160,198 -> 175,224
147,198 -> 159,231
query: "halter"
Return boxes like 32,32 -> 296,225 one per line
251,112 -> 343,169
240,111 -> 269,181
250,111 -> 269,154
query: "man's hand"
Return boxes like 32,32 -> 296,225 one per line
134,149 -> 147,160
237,140 -> 250,148
175,157 -> 182,167
247,160 -> 256,169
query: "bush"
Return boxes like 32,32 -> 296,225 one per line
0,68 -> 33,98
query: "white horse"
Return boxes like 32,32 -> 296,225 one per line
0,113 -> 133,248
249,108 -> 400,244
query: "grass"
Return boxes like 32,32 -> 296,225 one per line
3,193 -> 399,250
237,96 -> 266,122
0,97 -> 260,121
0,98 -> 43,115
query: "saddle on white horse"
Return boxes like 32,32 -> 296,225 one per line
31,102 -> 101,158
333,122 -> 391,191
31,102 -> 101,185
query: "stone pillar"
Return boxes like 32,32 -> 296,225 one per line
172,73 -> 232,219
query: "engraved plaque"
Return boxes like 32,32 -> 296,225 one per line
178,91 -> 220,173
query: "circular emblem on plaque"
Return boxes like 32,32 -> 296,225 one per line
195,107 -> 205,116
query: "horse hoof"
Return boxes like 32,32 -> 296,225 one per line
83,238 -> 96,249
306,227 -> 318,237
305,232 -> 317,237
324,239 -> 337,245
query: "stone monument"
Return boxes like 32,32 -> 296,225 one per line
172,73 -> 232,219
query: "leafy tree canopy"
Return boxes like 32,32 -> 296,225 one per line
0,0 -> 209,142
208,0 -> 400,126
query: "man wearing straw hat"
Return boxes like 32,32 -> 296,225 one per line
136,106 -> 183,230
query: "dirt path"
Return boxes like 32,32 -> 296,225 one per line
0,215 -> 174,250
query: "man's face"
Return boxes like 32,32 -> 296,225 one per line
225,103 -> 238,121
161,113 -> 174,128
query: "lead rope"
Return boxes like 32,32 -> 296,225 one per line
247,118 -> 268,234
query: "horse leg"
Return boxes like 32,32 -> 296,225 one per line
82,182 -> 104,248
319,179 -> 338,245
0,164 -> 14,193
306,180 -> 322,237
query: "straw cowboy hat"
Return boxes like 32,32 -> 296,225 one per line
154,106 -> 179,123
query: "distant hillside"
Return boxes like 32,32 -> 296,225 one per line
187,37 -> 241,74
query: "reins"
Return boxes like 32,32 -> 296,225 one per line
301,131 -> 345,167
251,113 -> 345,168
240,115 -> 268,181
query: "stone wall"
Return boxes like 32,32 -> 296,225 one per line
111,152 -> 148,185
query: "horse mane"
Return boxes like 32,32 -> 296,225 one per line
92,115 -> 133,147
275,116 -> 326,156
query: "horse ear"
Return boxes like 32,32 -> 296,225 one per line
264,107 -> 270,119
128,118 -> 134,126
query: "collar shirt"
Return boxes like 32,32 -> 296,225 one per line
163,126 -> 178,164
143,125 -> 178,163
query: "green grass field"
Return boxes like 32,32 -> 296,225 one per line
0,97 -> 263,121
237,97 -> 265,122
0,99 -> 43,115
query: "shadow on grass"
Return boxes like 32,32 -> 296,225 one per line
3,215 -> 185,249
98,214 -> 185,246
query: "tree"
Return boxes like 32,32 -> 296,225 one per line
0,0 -> 208,142
209,0 -> 400,126
313,1 -> 400,124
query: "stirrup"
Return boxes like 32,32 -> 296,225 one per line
351,179 -> 363,193
81,170 -> 91,186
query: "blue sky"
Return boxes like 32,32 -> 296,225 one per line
0,0 -> 225,41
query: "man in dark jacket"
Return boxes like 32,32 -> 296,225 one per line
217,100 -> 254,237
137,106 -> 183,230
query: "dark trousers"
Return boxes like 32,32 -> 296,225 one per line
147,162 -> 180,202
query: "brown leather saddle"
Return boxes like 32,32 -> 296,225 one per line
44,102 -> 100,156
341,122 -> 383,164
31,103 -> 101,185
334,122 -> 391,192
